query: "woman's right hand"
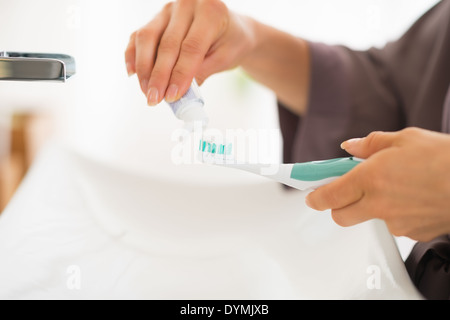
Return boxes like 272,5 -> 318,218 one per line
125,0 -> 257,106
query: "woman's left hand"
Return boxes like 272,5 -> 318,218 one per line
306,127 -> 450,242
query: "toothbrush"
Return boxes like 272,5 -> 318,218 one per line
198,139 -> 363,191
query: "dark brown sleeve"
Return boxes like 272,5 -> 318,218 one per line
278,1 -> 450,300
279,0 -> 450,163
405,234 -> 450,300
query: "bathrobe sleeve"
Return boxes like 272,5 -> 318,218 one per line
277,1 -> 450,300
278,0 -> 450,163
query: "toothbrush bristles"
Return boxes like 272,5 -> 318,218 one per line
199,139 -> 234,163
199,139 -> 232,156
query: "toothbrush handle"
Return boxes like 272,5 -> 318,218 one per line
290,157 -> 363,182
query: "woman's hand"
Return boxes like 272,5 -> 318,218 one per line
125,0 -> 256,106
125,0 -> 310,114
306,128 -> 450,242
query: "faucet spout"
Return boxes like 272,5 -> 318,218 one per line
0,52 -> 76,82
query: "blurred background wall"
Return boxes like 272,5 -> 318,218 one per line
0,0 -> 440,211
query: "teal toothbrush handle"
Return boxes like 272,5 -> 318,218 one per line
290,157 -> 362,182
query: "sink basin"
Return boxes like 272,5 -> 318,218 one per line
0,144 -> 422,299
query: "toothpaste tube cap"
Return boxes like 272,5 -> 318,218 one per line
168,80 -> 208,131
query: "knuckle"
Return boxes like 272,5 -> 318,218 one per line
181,36 -> 204,56
171,65 -> 190,81
159,33 -> 181,53
136,28 -> 153,42
202,0 -> 228,16
399,127 -> 421,140
365,131 -> 384,149
162,1 -> 174,13
201,0 -> 229,30
401,127 -> 420,135
397,127 -> 421,145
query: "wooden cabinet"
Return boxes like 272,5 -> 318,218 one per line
0,113 -> 52,212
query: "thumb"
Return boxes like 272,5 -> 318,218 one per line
195,50 -> 232,85
341,131 -> 399,159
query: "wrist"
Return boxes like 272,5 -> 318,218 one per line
239,16 -> 271,69
232,14 -> 259,66
239,18 -> 310,114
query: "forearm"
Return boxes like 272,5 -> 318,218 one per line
240,17 -> 310,116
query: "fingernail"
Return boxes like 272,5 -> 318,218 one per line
147,87 -> 159,106
341,138 -> 362,150
165,84 -> 179,103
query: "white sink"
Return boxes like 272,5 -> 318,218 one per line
0,144 -> 422,299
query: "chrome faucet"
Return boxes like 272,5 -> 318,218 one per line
0,52 -> 75,82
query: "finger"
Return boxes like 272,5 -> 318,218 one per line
125,32 -> 137,76
135,7 -> 172,96
147,1 -> 196,105
165,0 -> 228,102
196,47 -> 231,85
306,165 -> 365,211
341,131 -> 399,159
330,198 -> 374,227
